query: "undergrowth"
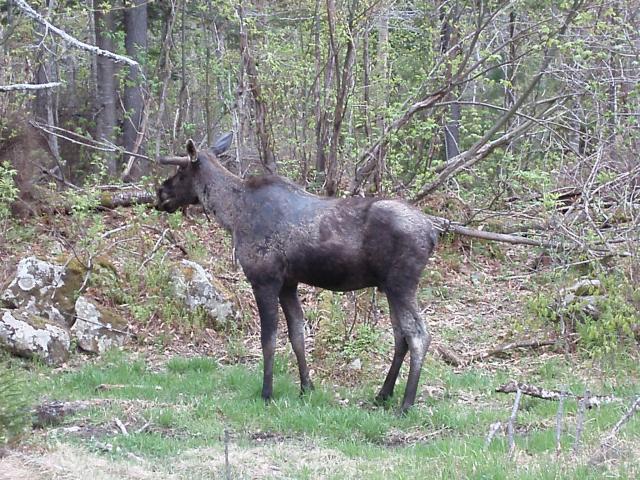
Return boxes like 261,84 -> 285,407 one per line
526,269 -> 639,357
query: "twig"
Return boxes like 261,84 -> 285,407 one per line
135,421 -> 151,434
114,418 -> 129,436
224,429 -> 231,480
469,339 -> 556,363
555,386 -> 566,456
599,396 -> 640,442
496,381 -> 620,408
485,421 -> 502,449
589,396 -> 640,465
71,314 -> 134,337
507,387 -> 523,457
139,228 -> 169,271
0,82 -> 61,92
573,389 -> 589,455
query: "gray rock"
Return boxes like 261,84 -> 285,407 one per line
71,296 -> 128,354
172,260 -> 235,329
1,256 -> 83,327
348,358 -> 362,371
0,308 -> 70,365
566,279 -> 603,297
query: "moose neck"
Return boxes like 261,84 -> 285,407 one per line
194,156 -> 244,231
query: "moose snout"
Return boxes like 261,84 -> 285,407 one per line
155,187 -> 174,212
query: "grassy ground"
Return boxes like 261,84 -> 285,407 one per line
2,344 -> 639,479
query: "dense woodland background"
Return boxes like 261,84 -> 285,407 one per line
0,0 -> 639,342
0,2 -> 639,476
1,0 -> 639,262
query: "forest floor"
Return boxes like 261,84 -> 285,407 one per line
1,208 -> 639,479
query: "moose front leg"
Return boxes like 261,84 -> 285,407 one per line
253,284 -> 281,401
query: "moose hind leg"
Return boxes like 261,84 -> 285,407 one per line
388,291 -> 431,413
279,285 -> 313,393
375,322 -> 408,404
253,285 -> 280,401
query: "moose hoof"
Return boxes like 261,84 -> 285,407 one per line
300,382 -> 315,396
374,392 -> 393,407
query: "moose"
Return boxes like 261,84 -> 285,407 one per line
156,133 -> 438,412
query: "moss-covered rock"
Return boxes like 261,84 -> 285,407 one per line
0,308 -> 70,366
0,256 -> 84,327
71,296 -> 129,354
172,260 -> 236,330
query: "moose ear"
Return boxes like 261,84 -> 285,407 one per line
212,132 -> 233,155
186,139 -> 197,162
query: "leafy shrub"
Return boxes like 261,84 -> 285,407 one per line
0,161 -> 19,220
526,273 -> 639,356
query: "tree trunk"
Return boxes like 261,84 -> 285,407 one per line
122,0 -> 148,181
325,0 -> 356,196
313,0 -> 330,177
33,0 -> 63,175
237,3 -> 277,175
94,4 -> 117,176
440,4 -> 460,162
372,11 -> 389,192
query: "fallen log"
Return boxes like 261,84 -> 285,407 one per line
98,189 -> 156,209
436,338 -> 556,367
496,380 -> 621,408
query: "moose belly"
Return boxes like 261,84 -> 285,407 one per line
288,247 -> 377,292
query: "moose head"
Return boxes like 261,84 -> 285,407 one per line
156,133 -> 233,213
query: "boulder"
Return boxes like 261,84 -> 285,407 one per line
71,296 -> 128,354
172,260 -> 235,329
0,308 -> 70,366
1,257 -> 83,327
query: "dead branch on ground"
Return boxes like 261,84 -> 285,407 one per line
436,338 -> 556,367
496,380 -> 621,408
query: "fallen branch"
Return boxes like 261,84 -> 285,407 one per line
428,215 -> 559,248
496,381 -> 621,408
114,418 -> 129,436
14,0 -> 139,67
0,82 -> 61,92
436,338 -> 556,367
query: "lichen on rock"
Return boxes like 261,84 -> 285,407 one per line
1,256 -> 83,327
172,260 -> 236,329
0,308 -> 70,366
71,296 -> 128,354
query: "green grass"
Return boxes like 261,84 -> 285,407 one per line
11,349 -> 638,479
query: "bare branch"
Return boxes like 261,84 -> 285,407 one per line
0,82 -> 61,92
507,387 -> 522,457
13,0 -> 139,67
412,0 -> 584,198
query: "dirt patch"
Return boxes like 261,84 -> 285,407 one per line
0,444 -> 167,480
0,439 -> 387,480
